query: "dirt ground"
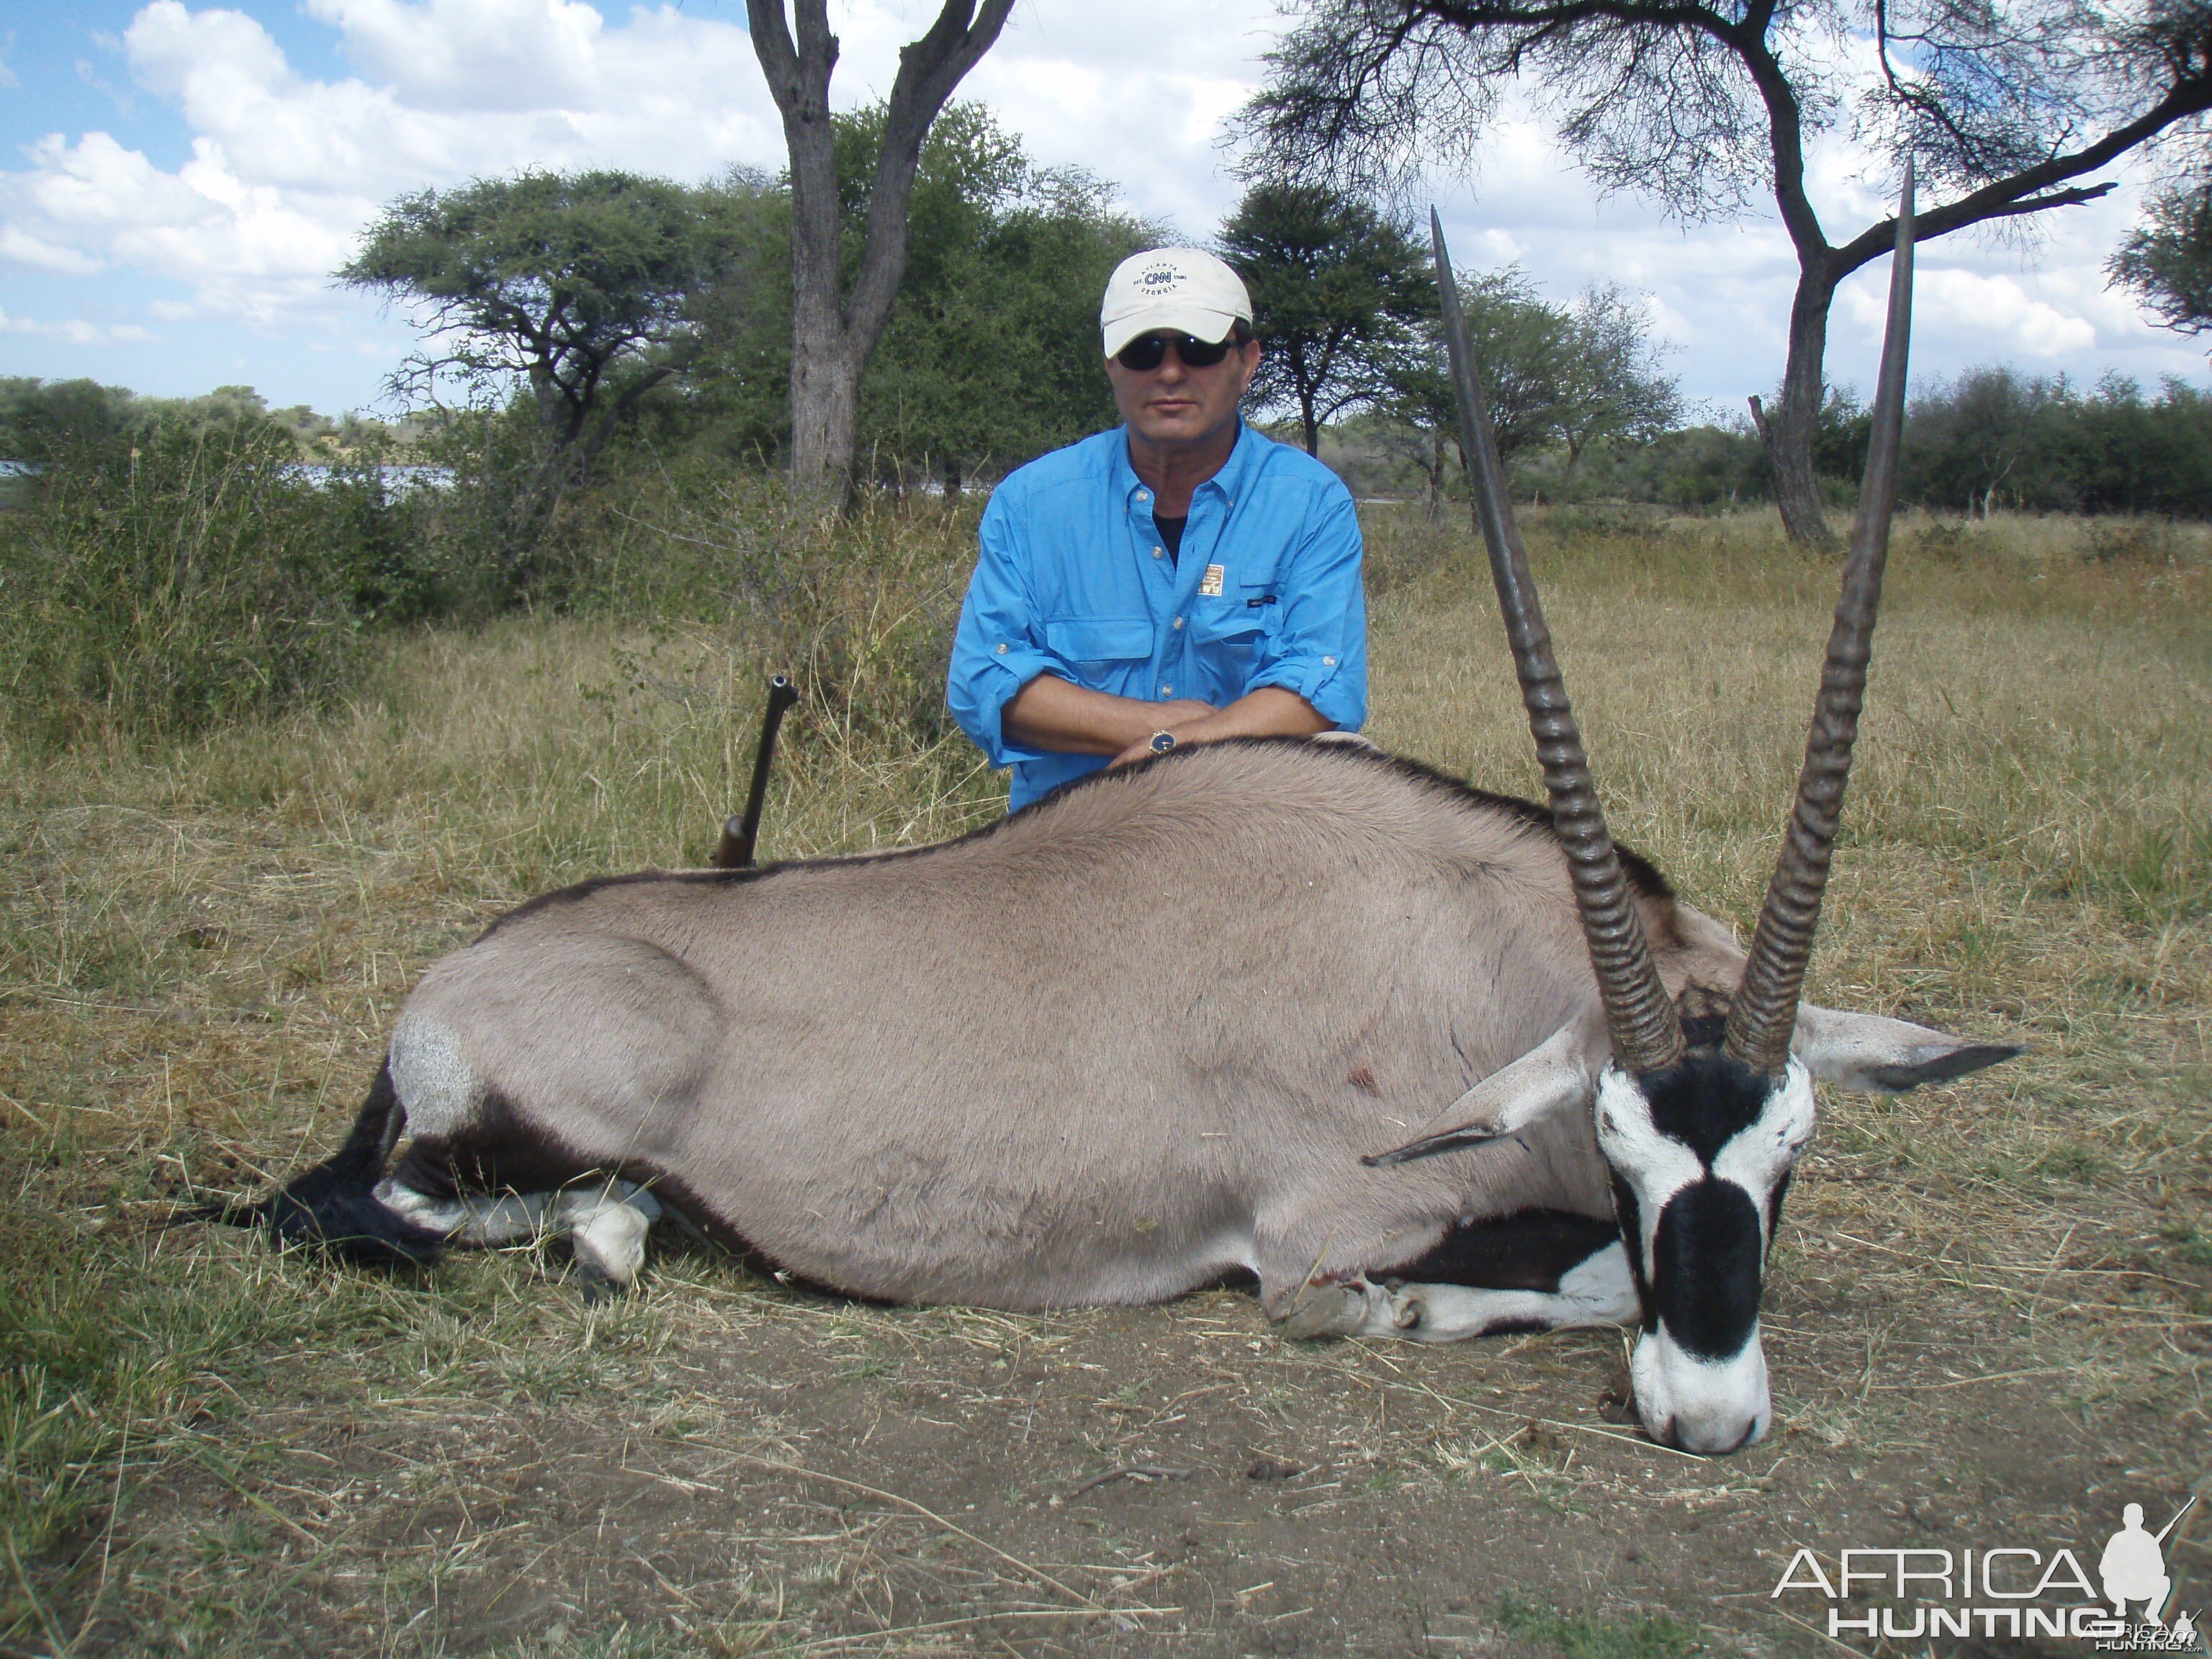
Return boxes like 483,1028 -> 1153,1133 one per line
47,1170 -> 2209,1658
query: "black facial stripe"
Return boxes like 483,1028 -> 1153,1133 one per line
1763,1168 -> 1794,1262
1609,1174 -> 1656,1331
1651,1178 -> 1764,1360
1637,1048 -> 1781,1164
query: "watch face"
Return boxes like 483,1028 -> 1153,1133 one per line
1150,731 -> 1176,753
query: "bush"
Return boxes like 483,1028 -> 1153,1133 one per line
0,416 -> 396,745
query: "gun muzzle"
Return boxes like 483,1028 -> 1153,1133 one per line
713,674 -> 798,870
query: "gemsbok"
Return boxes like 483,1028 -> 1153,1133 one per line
225,170 -> 2017,1454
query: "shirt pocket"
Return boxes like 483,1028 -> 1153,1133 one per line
1188,580 -> 1279,647
1043,616 -> 1153,675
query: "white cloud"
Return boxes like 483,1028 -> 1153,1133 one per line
1,0 -> 783,336
305,0 -> 608,112
0,223 -> 104,274
1866,267 -> 2098,358
0,307 -> 158,344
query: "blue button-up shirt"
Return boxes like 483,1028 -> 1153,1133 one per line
948,422 -> 1368,811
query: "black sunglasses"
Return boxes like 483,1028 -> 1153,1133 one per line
1114,331 -> 1241,372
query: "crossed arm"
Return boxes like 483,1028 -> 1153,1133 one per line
1002,677 -> 1331,769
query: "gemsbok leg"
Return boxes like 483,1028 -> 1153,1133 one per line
1274,1210 -> 1640,1341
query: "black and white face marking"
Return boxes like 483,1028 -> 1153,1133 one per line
1594,1049 -> 1816,1455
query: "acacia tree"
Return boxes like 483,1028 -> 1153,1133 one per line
747,0 -> 1015,505
1382,269 -> 1677,505
1555,284 -> 1681,464
1219,183 -> 1434,455
1240,0 -> 2212,545
343,171 -> 742,490
2111,180 -> 2212,341
1906,365 -> 2060,516
855,109 -> 1159,487
679,106 -> 1155,485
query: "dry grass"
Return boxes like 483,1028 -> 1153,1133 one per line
2,500 -> 2206,1656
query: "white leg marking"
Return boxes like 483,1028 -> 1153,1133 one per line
1361,1241 -> 1642,1343
373,1179 -> 547,1244
549,1180 -> 662,1286
373,1179 -> 466,1235
374,1177 -> 663,1264
570,1205 -> 653,1285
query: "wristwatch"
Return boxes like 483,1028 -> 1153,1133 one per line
1148,730 -> 1178,755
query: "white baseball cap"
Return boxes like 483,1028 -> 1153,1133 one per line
1100,247 -> 1254,359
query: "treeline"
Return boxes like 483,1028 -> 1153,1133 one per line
6,99 -> 2210,750
1327,369 -> 2212,519
0,107 -> 1152,743
0,379 -> 409,459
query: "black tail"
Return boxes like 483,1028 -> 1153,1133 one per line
205,1059 -> 446,1267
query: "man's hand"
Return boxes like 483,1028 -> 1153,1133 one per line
1106,685 -> 1330,768
1003,676 -> 1217,757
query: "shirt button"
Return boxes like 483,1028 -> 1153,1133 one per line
1136,490 -> 1150,502
995,643 -> 1007,655
1323,655 -> 1336,666
1152,547 -> 1164,558
1172,616 -> 1184,629
1160,683 -> 1172,696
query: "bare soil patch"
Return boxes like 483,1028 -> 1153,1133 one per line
48,1218 -> 2204,1656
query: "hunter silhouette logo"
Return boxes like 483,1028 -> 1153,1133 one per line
2101,1498 -> 2195,1627
1769,1492 -> 2205,1648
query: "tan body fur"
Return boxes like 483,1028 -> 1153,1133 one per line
387,739 -> 1746,1316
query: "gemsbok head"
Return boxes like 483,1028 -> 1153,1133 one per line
1380,167 -> 1979,1452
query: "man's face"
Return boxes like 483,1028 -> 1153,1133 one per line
1105,332 -> 1262,449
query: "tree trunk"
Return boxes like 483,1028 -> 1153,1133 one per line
749,0 -> 1015,508
1300,385 -> 1321,457
788,309 -> 860,504
1750,261 -> 1838,549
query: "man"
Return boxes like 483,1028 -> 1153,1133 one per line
947,246 -> 1367,811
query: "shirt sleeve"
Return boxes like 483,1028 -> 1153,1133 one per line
1243,482 -> 1367,732
947,491 -> 1079,768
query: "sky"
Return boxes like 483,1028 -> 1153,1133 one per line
1,0 -> 2206,421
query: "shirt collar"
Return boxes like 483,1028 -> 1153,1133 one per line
1113,418 -> 1259,512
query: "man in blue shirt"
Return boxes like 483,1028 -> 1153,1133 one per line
947,246 -> 1367,811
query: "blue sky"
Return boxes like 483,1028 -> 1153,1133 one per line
1,0 -> 2205,421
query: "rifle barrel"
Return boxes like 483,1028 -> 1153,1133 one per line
714,675 -> 798,870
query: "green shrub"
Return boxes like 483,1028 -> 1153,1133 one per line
0,417 -> 385,745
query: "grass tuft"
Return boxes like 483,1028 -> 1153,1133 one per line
1495,1592 -> 1705,1659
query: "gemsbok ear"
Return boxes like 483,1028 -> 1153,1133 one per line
1364,1015 -> 1602,1167
1791,1003 -> 2024,1093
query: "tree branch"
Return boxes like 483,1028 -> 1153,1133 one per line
844,0 -> 1019,351
1830,70 -> 2212,279
577,362 -> 678,472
